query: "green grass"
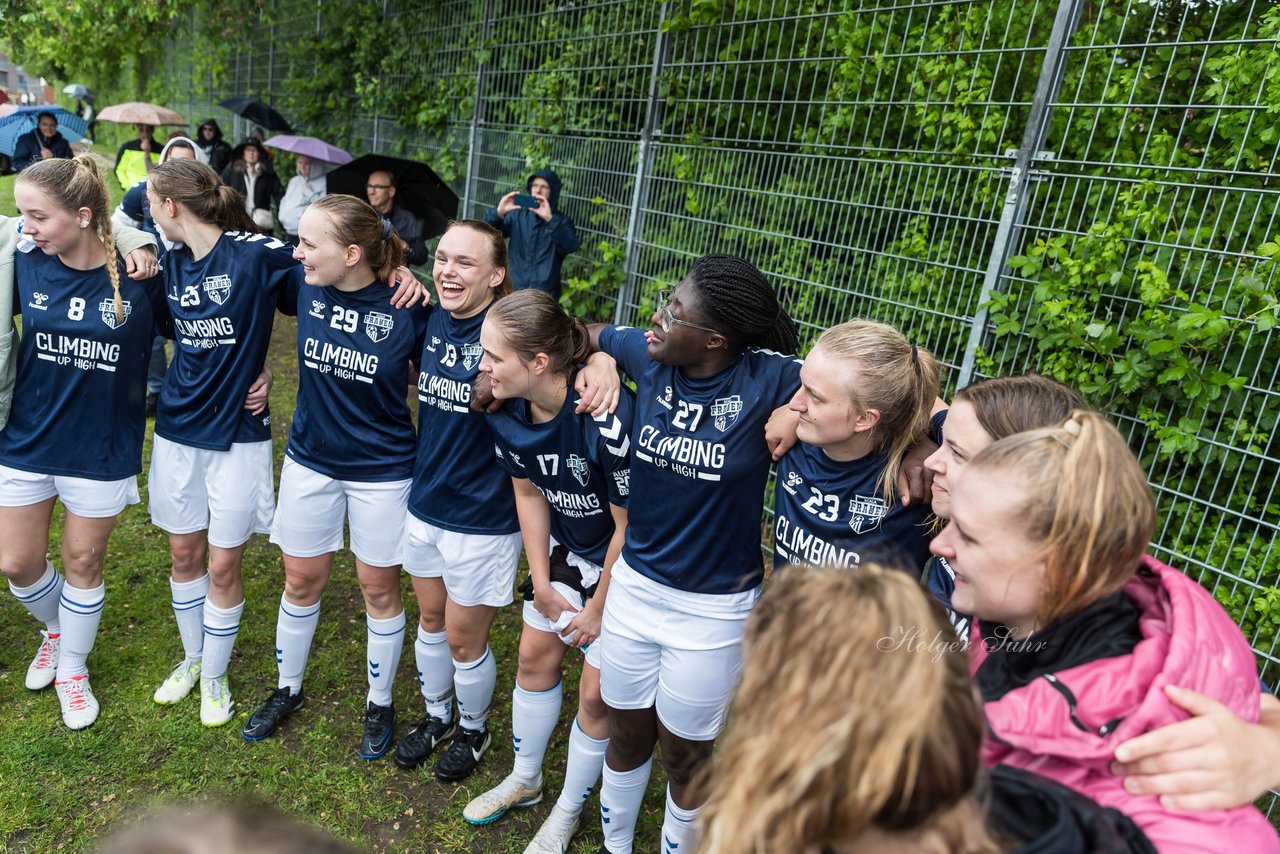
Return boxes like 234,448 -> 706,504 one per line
0,199 -> 668,850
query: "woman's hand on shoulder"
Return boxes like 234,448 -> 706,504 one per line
1111,686 -> 1280,810
387,266 -> 427,309
574,351 -> 620,416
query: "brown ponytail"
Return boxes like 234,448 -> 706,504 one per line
486,289 -> 591,377
151,159 -> 256,234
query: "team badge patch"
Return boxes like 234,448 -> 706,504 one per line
203,274 -> 232,305
462,342 -> 483,370
365,311 -> 394,343
567,454 -> 589,487
848,495 -> 886,534
98,298 -> 133,329
711,395 -> 743,431
309,300 -> 326,318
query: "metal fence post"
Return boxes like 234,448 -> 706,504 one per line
955,0 -> 1083,389
462,0 -> 496,218
614,2 -> 671,325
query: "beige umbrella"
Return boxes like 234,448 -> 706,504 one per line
97,102 -> 187,126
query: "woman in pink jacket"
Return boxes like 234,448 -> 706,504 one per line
930,408 -> 1278,852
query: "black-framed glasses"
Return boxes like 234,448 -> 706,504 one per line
657,289 -> 720,335
366,183 -> 393,190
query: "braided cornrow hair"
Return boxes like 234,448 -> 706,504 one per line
685,254 -> 799,355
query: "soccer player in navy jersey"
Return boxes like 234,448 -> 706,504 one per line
0,156 -> 166,729
772,319 -> 939,577
144,160 -> 423,727
393,221 -> 618,784
584,255 -> 803,854
463,290 -> 633,853
239,196 -> 429,759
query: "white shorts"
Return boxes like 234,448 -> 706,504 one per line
0,464 -> 139,518
522,580 -> 603,670
148,435 -> 275,549
598,555 -> 759,741
403,514 -> 522,608
269,456 -> 410,567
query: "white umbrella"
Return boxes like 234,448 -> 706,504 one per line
62,84 -> 92,98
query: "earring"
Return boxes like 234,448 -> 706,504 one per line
79,220 -> 88,229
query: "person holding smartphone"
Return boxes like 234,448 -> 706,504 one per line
484,169 -> 579,300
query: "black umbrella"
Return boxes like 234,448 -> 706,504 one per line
218,97 -> 292,133
327,154 -> 459,240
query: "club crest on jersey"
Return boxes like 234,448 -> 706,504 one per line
203,274 -> 232,305
28,291 -> 49,310
365,311 -> 394,343
309,300 -> 326,319
98,298 -> 133,329
462,342 -> 483,370
711,395 -> 743,431
567,454 -> 589,487
848,495 -> 886,534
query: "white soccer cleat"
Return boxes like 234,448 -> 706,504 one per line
200,675 -> 236,727
55,674 -> 100,730
523,803 -> 581,854
153,659 -> 201,704
25,630 -> 59,690
462,772 -> 543,825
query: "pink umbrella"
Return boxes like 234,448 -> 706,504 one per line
262,134 -> 353,165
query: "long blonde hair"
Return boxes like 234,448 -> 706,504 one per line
813,319 -> 940,504
18,154 -> 123,324
697,566 -> 998,854
968,410 -> 1156,626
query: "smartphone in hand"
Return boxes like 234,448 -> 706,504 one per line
514,193 -> 539,208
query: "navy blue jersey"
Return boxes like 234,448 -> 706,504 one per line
599,325 -> 802,594
155,232 -> 299,450
0,251 -> 166,480
408,305 -> 518,535
284,280 -> 430,481
773,441 -> 932,573
486,373 -> 634,566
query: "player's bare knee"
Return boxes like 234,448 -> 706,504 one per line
659,737 -> 712,785
579,689 -> 608,729
0,560 -> 47,587
283,574 -> 323,606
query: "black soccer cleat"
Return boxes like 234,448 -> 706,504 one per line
392,715 -> 457,769
241,686 -> 304,741
358,701 -> 396,760
434,724 -> 492,782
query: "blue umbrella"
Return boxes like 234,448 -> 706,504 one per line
0,107 -> 87,156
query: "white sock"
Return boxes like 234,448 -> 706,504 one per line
276,595 -> 320,694
510,679 -> 562,783
660,785 -> 698,854
56,581 -> 104,680
11,561 -> 64,632
201,599 -> 244,680
170,574 -> 209,662
415,626 -> 454,722
453,646 -> 496,731
556,715 -> 609,814
366,611 -> 405,707
600,756 -> 653,854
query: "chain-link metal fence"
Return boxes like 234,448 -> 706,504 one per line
167,0 -> 1280,794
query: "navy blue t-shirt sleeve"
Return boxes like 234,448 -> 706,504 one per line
276,264 -> 304,316
593,391 -> 633,508
597,325 -> 650,382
